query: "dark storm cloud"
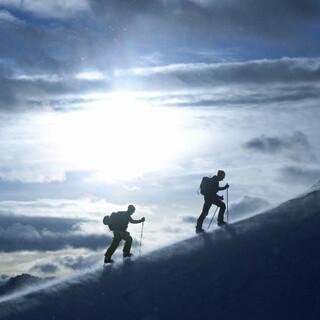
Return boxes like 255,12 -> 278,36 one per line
244,131 -> 316,162
30,263 -> 59,274
0,214 -> 110,252
280,166 -> 320,185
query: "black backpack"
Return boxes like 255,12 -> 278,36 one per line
103,212 -> 128,231
200,177 -> 210,196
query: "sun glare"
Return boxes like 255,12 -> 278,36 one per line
47,92 -> 191,181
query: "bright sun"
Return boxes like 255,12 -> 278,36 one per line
47,92 -> 192,181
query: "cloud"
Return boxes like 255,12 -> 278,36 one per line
244,131 -> 316,162
155,85 -> 320,107
0,0 -> 319,112
30,263 -> 59,274
0,224 -> 109,252
0,214 -> 111,252
57,255 -> 96,271
74,71 -> 106,81
279,166 -> 320,186
0,223 -> 41,241
0,11 -> 113,109
0,197 -> 142,219
109,58 -> 320,107
91,0 -> 320,43
245,131 -> 308,153
0,213 -> 87,232
229,196 -> 270,218
117,58 -> 320,90
0,9 -> 25,25
0,248 -> 100,278
2,57 -> 320,112
0,21 -> 72,76
0,198 -> 156,254
0,0 -> 91,19
0,74 -> 110,111
0,274 -> 9,282
311,180 -> 320,191
181,216 -> 197,224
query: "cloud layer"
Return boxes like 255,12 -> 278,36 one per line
245,131 -> 317,162
0,213 -> 110,252
229,196 -> 270,218
1,57 -> 320,111
1,0 -> 320,112
0,0 -> 91,19
280,166 -> 320,186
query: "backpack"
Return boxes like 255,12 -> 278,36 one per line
103,215 -> 110,226
200,177 -> 211,196
103,212 -> 128,231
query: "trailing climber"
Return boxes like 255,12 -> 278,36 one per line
103,204 -> 145,264
196,170 -> 229,233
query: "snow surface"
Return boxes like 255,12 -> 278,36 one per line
1,187 -> 320,320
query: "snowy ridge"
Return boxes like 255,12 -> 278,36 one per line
1,188 -> 320,320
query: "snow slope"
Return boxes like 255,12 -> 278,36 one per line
1,187 -> 320,320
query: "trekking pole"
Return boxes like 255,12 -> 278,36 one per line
207,206 -> 219,230
226,187 -> 229,223
139,221 -> 144,256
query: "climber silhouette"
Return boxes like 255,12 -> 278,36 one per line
196,170 -> 229,233
103,205 -> 145,264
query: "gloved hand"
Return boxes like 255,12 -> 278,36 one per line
225,183 -> 230,189
219,195 -> 224,200
141,217 -> 146,222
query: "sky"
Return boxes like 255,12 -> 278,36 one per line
0,0 -> 320,278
